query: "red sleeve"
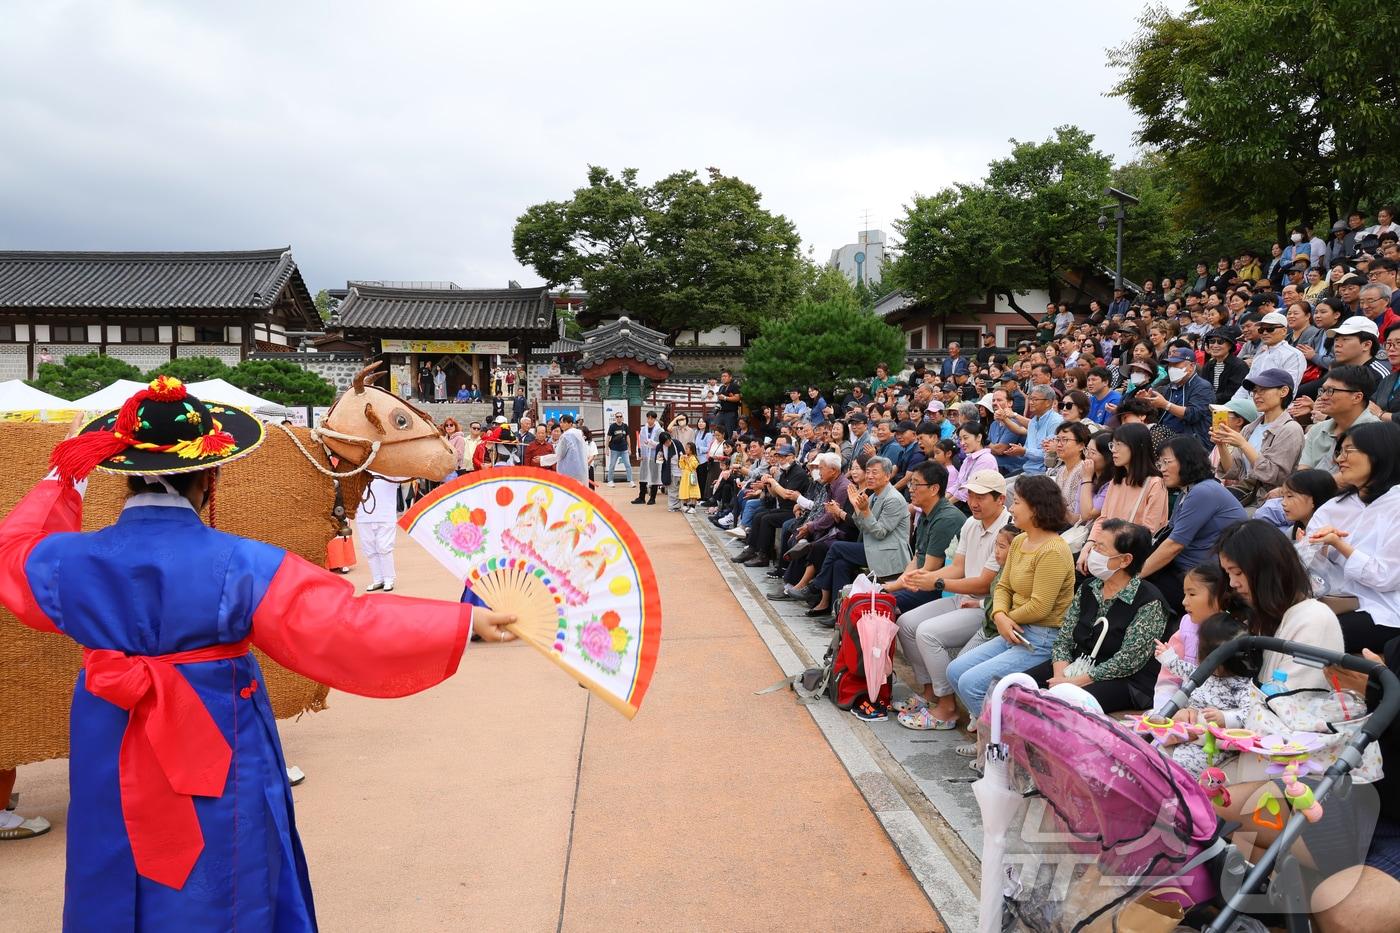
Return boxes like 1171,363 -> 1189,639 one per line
0,479 -> 83,634
251,552 -> 472,698
472,445 -> 488,470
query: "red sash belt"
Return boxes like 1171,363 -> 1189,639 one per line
83,638 -> 252,890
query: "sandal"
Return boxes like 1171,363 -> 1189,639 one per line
897,707 -> 958,731
954,742 -> 979,758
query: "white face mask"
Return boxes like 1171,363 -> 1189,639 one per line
1130,372 -> 1149,386
1291,233 -> 1303,244
1086,549 -> 1118,581
1168,366 -> 1189,384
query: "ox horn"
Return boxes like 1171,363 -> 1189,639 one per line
352,360 -> 385,395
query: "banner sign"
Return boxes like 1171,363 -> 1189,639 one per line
381,338 -> 510,355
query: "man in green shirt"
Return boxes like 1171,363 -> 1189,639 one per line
882,461 -> 964,614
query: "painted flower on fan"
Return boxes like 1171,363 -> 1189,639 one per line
577,617 -> 624,675
435,505 -> 488,560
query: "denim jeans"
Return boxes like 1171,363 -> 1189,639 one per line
606,449 -> 633,483
946,624 -> 1059,717
739,497 -> 764,528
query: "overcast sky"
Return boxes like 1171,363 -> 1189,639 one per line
0,0 -> 1157,294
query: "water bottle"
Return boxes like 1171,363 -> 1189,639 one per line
1261,670 -> 1289,697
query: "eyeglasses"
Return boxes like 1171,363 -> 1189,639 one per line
1337,444 -> 1359,460
1060,403 -> 1076,410
1317,386 -> 1363,397
906,481 -> 929,490
1256,325 -> 1282,333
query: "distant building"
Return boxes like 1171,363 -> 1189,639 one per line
828,229 -> 887,287
0,247 -> 319,380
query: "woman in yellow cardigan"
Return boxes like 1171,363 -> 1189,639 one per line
947,474 -> 1076,746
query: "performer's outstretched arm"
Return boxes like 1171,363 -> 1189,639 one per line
0,475 -> 84,634
250,551 -> 513,697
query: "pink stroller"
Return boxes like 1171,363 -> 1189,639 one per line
982,675 -> 1227,931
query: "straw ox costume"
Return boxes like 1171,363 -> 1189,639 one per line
0,376 -> 508,931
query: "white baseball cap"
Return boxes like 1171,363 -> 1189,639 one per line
1327,315 -> 1380,338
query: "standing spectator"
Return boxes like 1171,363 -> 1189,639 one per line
605,411 -> 633,486
1140,347 -> 1214,447
940,343 -> 969,378
441,419 -> 466,479
633,411 -> 663,505
870,362 -> 898,396
781,388 -> 809,426
1233,311 -> 1305,402
418,361 -> 433,401
714,369 -> 742,439
432,365 -> 447,403
1139,436 -> 1246,614
523,425 -> 554,469
1201,327 -> 1250,403
1080,423 -> 1168,574
975,333 -> 1000,365
511,388 -> 528,424
358,473 -> 404,592
946,475 -> 1075,732
553,414 -> 589,486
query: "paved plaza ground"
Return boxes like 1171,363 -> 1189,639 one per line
0,484 -> 956,932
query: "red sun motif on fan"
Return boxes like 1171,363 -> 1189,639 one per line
495,486 -> 514,507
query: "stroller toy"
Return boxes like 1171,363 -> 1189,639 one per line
1124,712 -> 1193,745
1198,766 -> 1231,807
1204,724 -> 1260,754
1254,733 -> 1325,777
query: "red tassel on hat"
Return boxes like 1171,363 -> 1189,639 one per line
50,430 -> 129,483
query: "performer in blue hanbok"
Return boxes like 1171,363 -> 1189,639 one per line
0,376 -> 517,932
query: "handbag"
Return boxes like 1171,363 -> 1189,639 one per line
1062,614 -> 1110,678
1238,682 -> 1383,784
1061,522 -> 1091,555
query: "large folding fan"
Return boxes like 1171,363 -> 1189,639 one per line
399,467 -> 661,718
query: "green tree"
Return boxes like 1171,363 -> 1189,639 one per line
512,165 -> 804,340
145,356 -> 233,384
800,261 -> 858,305
740,294 -> 905,405
226,359 -> 335,406
314,289 -> 339,322
28,353 -> 142,401
891,126 -> 1114,323
1110,1 -> 1400,235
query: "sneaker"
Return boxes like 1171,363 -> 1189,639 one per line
850,699 -> 888,722
286,765 -> 307,786
766,588 -> 793,601
727,527 -> 748,538
607,481 -> 615,487
954,742 -> 979,758
686,507 -> 696,514
717,515 -> 735,528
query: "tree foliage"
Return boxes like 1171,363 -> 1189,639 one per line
1109,1 -> 1400,233
314,289 -> 339,322
226,359 -> 335,406
740,294 -> 905,404
145,356 -> 233,385
28,353 -> 142,401
513,166 -> 804,340
891,126 -> 1117,322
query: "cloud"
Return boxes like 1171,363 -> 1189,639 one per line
0,0 -> 1152,292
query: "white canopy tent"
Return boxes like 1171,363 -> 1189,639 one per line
185,379 -> 289,419
69,380 -> 149,412
0,380 -> 74,413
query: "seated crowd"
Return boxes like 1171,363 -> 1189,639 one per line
698,228 -> 1400,930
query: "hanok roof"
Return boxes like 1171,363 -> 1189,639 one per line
579,317 -> 673,372
336,284 -> 556,337
0,248 -> 316,324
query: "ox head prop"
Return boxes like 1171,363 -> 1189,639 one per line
317,362 -> 456,480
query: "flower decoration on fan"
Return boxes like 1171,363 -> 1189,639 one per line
576,611 -> 630,676
1254,733 -> 1326,777
501,493 -> 607,606
1124,713 -> 1192,745
435,504 -> 488,559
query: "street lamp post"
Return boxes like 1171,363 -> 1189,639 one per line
1098,187 -> 1139,292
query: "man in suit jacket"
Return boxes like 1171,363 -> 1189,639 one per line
803,457 -> 912,622
940,343 -> 970,379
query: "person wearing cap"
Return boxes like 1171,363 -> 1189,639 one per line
1200,327 -> 1249,405
1211,368 -> 1304,502
0,377 -> 517,927
1232,310 -> 1305,404
1138,347 -> 1214,447
892,469 -> 1010,730
729,442 -> 807,568
1329,313 -> 1391,383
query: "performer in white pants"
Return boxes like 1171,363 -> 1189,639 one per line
358,473 -> 405,591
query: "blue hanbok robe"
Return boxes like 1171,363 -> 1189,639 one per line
0,480 -> 474,932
